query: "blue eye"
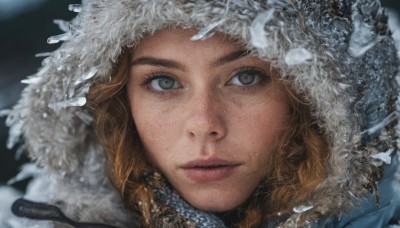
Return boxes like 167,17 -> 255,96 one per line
229,69 -> 265,86
150,76 -> 180,91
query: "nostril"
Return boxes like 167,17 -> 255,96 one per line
209,131 -> 218,136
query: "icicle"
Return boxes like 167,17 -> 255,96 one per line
68,4 -> 82,13
53,19 -> 70,32
75,84 -> 91,97
348,14 -> 379,57
250,8 -> 275,49
363,112 -> 398,135
68,84 -> 76,99
7,164 -> 39,185
35,52 -> 52,58
388,10 -> 400,58
0,109 -> 9,117
349,39 -> 380,57
371,149 -> 393,164
21,75 -> 41,84
191,19 -> 227,41
48,97 -> 87,110
47,32 -> 72,44
7,120 -> 24,149
338,82 -> 350,90
293,205 -> 313,213
284,47 -> 312,65
73,67 -> 98,86
21,67 -> 48,87
36,65 -> 49,76
15,145 -> 25,160
191,0 -> 231,41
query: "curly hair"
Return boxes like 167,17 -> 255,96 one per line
88,48 -> 329,227
87,49 -> 155,225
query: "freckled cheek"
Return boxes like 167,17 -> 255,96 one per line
131,105 -> 180,160
233,102 -> 288,162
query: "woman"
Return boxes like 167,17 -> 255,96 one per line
3,0 -> 400,227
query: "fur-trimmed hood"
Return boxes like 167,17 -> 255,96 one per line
4,0 -> 400,227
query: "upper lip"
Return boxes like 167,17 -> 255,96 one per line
180,158 -> 242,168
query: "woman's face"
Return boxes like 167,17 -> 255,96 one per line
127,28 -> 289,212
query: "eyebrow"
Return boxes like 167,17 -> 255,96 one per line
130,57 -> 185,70
212,49 -> 249,67
130,49 -> 249,70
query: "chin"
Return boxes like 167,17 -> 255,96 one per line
192,202 -> 239,213
182,189 -> 247,212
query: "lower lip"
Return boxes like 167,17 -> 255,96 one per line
182,166 -> 239,182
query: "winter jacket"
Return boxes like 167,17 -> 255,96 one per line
2,0 -> 400,227
319,153 -> 400,227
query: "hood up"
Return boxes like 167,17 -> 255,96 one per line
4,0 -> 400,226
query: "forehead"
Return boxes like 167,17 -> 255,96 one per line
132,28 -> 241,58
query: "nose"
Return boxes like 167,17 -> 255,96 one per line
184,90 -> 226,142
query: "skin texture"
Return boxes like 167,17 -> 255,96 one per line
127,28 -> 289,212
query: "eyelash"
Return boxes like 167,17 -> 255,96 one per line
142,67 -> 270,96
228,68 -> 269,89
142,72 -> 180,96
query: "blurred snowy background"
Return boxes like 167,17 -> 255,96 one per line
0,0 -> 79,192
0,0 -> 399,193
